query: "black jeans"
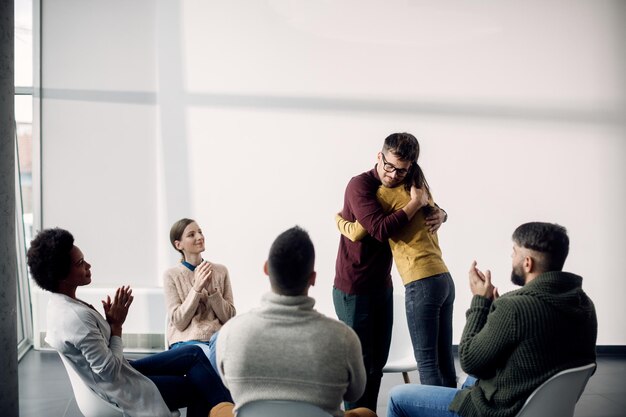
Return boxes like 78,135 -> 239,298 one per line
333,286 -> 393,411
405,273 -> 457,387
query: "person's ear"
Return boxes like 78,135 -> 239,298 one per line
308,271 -> 317,287
174,240 -> 183,251
523,256 -> 534,273
263,260 -> 269,277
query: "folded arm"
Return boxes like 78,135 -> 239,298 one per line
344,177 -> 411,242
335,213 -> 368,242
164,274 -> 203,332
458,295 -> 518,378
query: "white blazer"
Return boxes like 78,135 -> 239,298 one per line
45,293 -> 172,417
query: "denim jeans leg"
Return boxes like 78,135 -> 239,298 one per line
387,384 -> 461,417
145,374 -> 192,411
438,274 -> 457,388
169,334 -> 220,373
367,287 -> 393,411
333,287 -> 393,411
130,344 -> 232,407
208,332 -> 219,372
462,376 -> 477,389
405,274 -> 456,387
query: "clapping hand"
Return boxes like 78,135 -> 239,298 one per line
469,261 -> 499,300
410,186 -> 429,208
102,285 -> 134,336
193,261 -> 213,292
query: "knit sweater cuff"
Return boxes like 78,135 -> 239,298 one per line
470,294 -> 492,310
448,388 -> 471,415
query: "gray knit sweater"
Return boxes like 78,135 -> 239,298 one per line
450,271 -> 597,417
216,292 -> 366,417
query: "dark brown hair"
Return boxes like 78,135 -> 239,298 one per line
512,222 -> 570,272
169,218 -> 196,260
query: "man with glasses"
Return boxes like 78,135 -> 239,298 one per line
333,133 -> 447,412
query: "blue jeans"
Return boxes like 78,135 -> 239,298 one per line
387,377 -> 476,417
333,286 -> 393,411
170,331 -> 219,372
387,384 -> 461,417
130,344 -> 232,417
405,273 -> 457,387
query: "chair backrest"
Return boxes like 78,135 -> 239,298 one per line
516,363 -> 596,417
236,400 -> 333,417
58,353 -> 125,417
382,292 -> 417,374
58,353 -> 181,417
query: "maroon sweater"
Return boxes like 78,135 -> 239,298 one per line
334,167 -> 409,295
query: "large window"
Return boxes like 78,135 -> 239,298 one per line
15,0 -> 37,360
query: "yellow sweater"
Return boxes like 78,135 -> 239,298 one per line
336,185 -> 448,285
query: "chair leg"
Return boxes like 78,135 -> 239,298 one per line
402,372 -> 410,384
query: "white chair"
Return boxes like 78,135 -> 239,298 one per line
58,353 -> 125,417
236,400 -> 333,417
382,292 -> 417,383
515,363 -> 596,417
58,353 -> 180,417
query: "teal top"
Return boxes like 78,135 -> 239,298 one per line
181,260 -> 202,271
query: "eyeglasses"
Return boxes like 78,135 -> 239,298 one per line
381,153 -> 410,177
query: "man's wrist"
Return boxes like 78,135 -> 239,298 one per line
471,294 -> 493,308
434,204 -> 448,222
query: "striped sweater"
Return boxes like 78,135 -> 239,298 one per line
450,271 -> 597,417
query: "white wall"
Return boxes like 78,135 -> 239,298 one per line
41,1 -> 626,344
41,0 -> 159,285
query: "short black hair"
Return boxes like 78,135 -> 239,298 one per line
267,226 -> 315,296
512,222 -> 569,272
382,132 -> 420,162
26,228 -> 75,292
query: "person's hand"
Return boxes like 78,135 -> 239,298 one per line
102,285 -> 134,336
193,261 -> 213,292
425,206 -> 446,234
410,186 -> 429,208
469,261 -> 496,299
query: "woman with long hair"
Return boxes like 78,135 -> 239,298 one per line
164,219 -> 235,368
336,134 -> 457,388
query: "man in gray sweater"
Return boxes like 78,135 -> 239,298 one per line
213,226 -> 377,417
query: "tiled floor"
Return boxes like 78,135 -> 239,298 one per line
18,349 -> 625,417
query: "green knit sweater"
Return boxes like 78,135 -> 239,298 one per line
449,271 -> 597,417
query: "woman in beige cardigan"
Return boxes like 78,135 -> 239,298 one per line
164,218 -> 236,369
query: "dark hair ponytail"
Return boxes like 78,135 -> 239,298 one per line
404,162 -> 431,198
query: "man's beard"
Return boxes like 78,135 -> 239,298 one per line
511,264 -> 526,286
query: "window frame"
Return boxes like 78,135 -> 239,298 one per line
15,0 -> 41,361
